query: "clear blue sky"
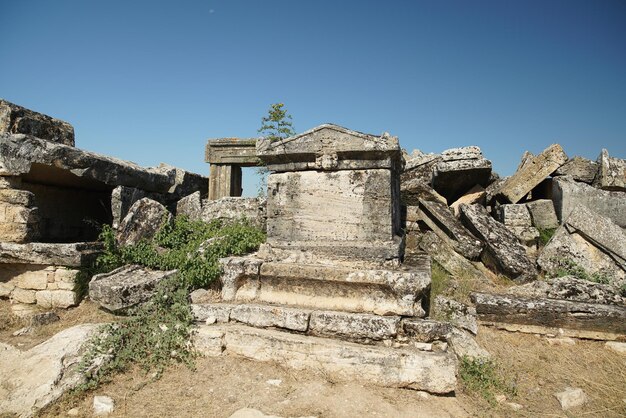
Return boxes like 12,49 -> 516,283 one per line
1,1 -> 625,196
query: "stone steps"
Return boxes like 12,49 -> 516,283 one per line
191,302 -> 450,346
219,254 -> 431,316
194,323 -> 457,394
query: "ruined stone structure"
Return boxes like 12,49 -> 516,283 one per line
0,99 -> 208,313
193,124 -> 459,393
205,138 -> 257,199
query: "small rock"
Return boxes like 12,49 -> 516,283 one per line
266,379 -> 282,387
546,337 -> 576,346
31,311 -> 60,326
506,402 -> 523,411
554,387 -> 588,410
66,407 -> 80,416
605,341 -> 626,355
494,394 -> 507,404
93,396 -> 115,415
416,391 -> 430,400
12,327 -> 32,337
205,316 -> 217,325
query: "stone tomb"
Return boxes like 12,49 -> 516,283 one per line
193,125 -> 458,393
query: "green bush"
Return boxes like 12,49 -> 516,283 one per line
537,227 -> 556,246
459,356 -> 516,405
553,258 -> 611,285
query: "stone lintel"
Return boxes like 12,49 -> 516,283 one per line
205,138 -> 259,166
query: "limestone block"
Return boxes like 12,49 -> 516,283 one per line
401,319 -> 452,343
214,324 -> 458,394
446,327 -> 490,361
219,256 -> 263,301
0,189 -> 35,206
554,387 -> 588,411
0,222 -> 34,242
11,288 -> 36,304
554,156 -> 598,184
205,138 -> 258,165
309,311 -> 399,341
176,191 -> 203,221
432,147 -> 492,203
401,153 -> 440,184
110,186 -> 148,230
53,267 -> 79,283
229,304 -> 311,332
0,98 -> 75,146
15,270 -> 48,290
5,205 -> 38,224
116,198 -> 172,246
193,326 -> 225,356
505,226 -> 540,247
432,296 -> 478,335
495,144 -> 568,203
0,242 -> 101,266
507,276 -> 625,306
594,149 -> 626,191
496,204 -> 532,227
0,282 -> 15,297
400,178 -> 446,206
450,185 -> 486,216
526,199 -> 559,229
201,197 -> 265,227
553,176 -> 626,227
417,232 -> 489,284
418,199 -> 483,260
89,265 -> 177,312
191,303 -> 234,323
35,289 -> 77,308
460,204 -> 538,282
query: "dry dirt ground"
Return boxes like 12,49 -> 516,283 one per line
1,300 -> 625,418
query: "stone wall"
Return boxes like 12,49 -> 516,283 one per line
0,264 -> 79,309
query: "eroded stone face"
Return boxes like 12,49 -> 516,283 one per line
0,99 -> 75,146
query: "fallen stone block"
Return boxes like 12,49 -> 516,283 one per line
0,324 -> 100,417
418,199 -> 483,260
494,144 -> 568,203
525,199 -> 559,230
594,149 -> 626,191
116,198 -> 172,246
417,232 -> 490,284
432,296 -> 478,335
496,204 -> 532,227
552,176 -> 626,227
401,153 -> 440,184
201,196 -> 265,227
432,146 -> 492,203
89,265 -> 177,312
506,276 -> 625,306
554,156 -> 598,184
400,178 -> 446,206
176,191 -> 203,221
537,205 -> 626,285
401,318 -> 452,343
195,323 -> 458,394
449,185 -> 486,216
460,204 -> 538,282
446,327 -> 490,361
471,292 -> 626,335
0,98 -> 75,146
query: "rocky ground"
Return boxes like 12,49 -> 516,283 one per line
1,299 -> 624,418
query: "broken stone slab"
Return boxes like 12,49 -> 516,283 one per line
176,191 -> 203,221
0,323 -> 100,417
89,265 -> 177,312
191,303 -> 234,324
229,304 -> 311,332
516,151 -> 534,171
496,204 -> 532,227
494,144 -> 568,203
0,134 -> 206,199
537,205 -> 626,285
554,156 -> 598,184
460,204 -> 538,282
554,387 -> 588,411
195,323 -> 457,394
525,199 -> 559,230
309,310 -> 400,341
0,242 -> 101,266
148,163 -> 208,198
432,296 -> 478,335
446,327 -> 490,361
594,149 -> 626,191
484,177 -> 507,204
257,124 -> 402,172
471,292 -> 626,335
449,185 -> 486,216
417,232 -> 490,285
0,99 -> 75,146
201,197 -> 266,227
219,255 -> 430,317
400,177 -> 446,206
552,176 -> 626,227
431,147 -> 492,203
401,318 -> 452,343
506,276 -> 625,306
417,199 -> 483,260
116,198 -> 172,246
401,153 -> 441,184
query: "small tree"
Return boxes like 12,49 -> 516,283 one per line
258,103 -> 296,142
256,103 -> 296,196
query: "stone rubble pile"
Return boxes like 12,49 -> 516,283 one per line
402,142 -> 626,339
